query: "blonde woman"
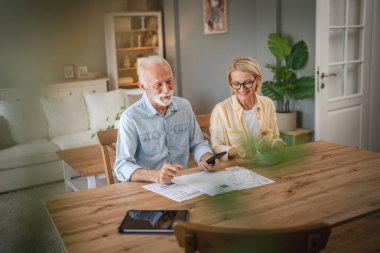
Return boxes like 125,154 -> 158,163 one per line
210,56 -> 286,159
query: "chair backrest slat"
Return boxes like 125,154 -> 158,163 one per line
97,129 -> 118,185
196,114 -> 211,140
173,221 -> 331,253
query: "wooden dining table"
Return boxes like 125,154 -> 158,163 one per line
43,141 -> 380,253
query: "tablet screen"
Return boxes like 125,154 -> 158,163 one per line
118,210 -> 189,234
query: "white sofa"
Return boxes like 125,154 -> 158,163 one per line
0,80 -> 142,193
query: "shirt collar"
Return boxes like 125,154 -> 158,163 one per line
142,93 -> 178,118
232,94 -> 261,113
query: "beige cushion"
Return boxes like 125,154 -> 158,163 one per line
0,100 -> 48,143
40,95 -> 89,139
0,139 -> 60,171
84,90 -> 126,131
50,130 -> 98,149
123,88 -> 143,107
0,115 -> 16,150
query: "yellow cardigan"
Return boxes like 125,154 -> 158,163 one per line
210,94 -> 285,156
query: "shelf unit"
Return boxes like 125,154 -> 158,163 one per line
104,12 -> 163,90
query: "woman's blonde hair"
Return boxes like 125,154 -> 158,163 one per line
227,56 -> 262,93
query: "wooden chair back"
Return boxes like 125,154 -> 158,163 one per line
173,221 -> 331,253
196,114 -> 211,140
97,129 -> 118,184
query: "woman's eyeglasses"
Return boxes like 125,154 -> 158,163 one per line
230,78 -> 256,90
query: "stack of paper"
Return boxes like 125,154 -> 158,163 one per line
143,167 -> 274,202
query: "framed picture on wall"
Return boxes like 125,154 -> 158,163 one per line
63,65 -> 74,79
77,66 -> 88,79
203,0 -> 228,34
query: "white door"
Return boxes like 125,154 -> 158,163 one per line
315,0 -> 374,149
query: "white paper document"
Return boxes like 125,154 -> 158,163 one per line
143,182 -> 203,202
172,166 -> 274,196
143,167 -> 274,202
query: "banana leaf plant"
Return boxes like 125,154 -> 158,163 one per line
261,33 -> 315,113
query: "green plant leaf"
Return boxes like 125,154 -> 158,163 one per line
293,76 -> 315,100
261,81 -> 282,101
265,63 -> 276,74
286,40 -> 308,70
268,33 -> 291,60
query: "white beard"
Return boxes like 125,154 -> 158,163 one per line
147,90 -> 174,107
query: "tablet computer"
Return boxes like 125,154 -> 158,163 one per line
118,210 -> 189,234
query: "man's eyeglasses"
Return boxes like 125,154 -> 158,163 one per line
230,78 -> 256,90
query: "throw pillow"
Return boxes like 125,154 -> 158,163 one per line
123,88 -> 143,107
40,94 -> 90,139
84,90 -> 126,131
0,100 -> 48,143
0,115 -> 16,149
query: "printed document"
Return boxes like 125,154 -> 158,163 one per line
143,183 -> 203,202
143,167 -> 274,201
172,166 -> 274,196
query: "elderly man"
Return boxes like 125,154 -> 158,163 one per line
114,55 -> 220,184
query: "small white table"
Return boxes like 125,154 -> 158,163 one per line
57,145 -> 112,192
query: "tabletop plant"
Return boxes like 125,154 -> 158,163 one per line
261,33 -> 315,113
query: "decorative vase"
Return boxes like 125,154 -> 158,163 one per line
255,151 -> 283,167
276,111 -> 297,132
151,34 -> 158,46
123,56 -> 131,68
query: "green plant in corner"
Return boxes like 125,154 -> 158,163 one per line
261,33 -> 315,113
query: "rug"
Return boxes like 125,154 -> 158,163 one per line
0,181 -> 66,253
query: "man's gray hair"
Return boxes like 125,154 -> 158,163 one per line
137,55 -> 173,86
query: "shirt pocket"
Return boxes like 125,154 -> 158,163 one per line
226,128 -> 244,147
139,131 -> 161,156
173,123 -> 189,147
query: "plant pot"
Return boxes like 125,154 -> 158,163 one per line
255,151 -> 283,167
276,111 -> 297,132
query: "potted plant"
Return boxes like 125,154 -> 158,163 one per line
261,33 -> 315,132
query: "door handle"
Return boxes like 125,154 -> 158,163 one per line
320,72 -> 337,89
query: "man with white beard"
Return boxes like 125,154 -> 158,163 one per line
114,55 -> 221,184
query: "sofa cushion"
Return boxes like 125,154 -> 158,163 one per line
0,139 -> 60,171
123,88 -> 143,107
0,115 -> 16,150
0,100 -> 48,143
40,94 -> 89,139
84,90 -> 125,131
50,129 -> 98,149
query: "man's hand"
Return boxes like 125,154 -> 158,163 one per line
155,163 -> 182,184
198,152 -> 223,172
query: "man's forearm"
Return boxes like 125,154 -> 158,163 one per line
130,168 -> 158,183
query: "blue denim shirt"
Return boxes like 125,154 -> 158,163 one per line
114,93 -> 212,182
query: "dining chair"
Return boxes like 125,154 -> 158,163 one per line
97,128 -> 118,184
196,114 -> 211,141
173,221 -> 331,253
187,114 -> 212,168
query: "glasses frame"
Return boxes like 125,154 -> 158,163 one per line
230,77 -> 256,90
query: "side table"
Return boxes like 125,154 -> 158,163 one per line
56,145 -> 113,192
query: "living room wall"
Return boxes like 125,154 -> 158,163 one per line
0,0 -> 160,88
168,0 -> 316,130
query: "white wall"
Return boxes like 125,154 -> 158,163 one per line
0,0 -> 128,88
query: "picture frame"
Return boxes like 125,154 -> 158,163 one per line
63,65 -> 74,79
203,0 -> 228,34
77,66 -> 88,79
